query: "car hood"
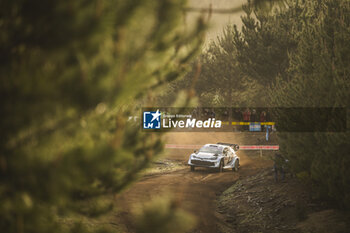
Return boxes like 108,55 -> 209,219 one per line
193,152 -> 219,159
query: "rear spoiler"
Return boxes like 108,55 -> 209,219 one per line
217,142 -> 239,151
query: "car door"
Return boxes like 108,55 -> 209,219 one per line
223,147 -> 229,165
227,148 -> 234,164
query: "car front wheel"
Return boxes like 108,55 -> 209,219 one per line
219,160 -> 224,172
233,160 -> 239,172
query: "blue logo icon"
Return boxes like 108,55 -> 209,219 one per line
143,110 -> 161,129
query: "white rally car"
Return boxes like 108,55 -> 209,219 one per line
188,142 -> 240,172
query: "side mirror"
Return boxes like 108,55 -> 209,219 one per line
194,150 -> 197,153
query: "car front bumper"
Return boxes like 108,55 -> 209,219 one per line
188,159 -> 220,168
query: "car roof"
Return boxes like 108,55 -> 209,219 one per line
203,144 -> 227,149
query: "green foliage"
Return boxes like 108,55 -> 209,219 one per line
269,0 -> 350,208
0,0 -> 205,232
233,0 -> 305,87
166,0 -> 298,107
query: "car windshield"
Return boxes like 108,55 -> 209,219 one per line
199,146 -> 222,154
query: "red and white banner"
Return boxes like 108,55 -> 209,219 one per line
239,145 -> 279,150
165,144 -> 279,150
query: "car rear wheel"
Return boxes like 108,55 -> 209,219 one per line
233,160 -> 239,172
190,165 -> 195,171
219,160 -> 224,173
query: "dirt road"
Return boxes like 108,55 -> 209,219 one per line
114,132 -> 349,233
116,132 -> 273,233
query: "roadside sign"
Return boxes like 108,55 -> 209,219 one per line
249,123 -> 261,132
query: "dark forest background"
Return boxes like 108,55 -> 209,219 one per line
0,0 -> 349,233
